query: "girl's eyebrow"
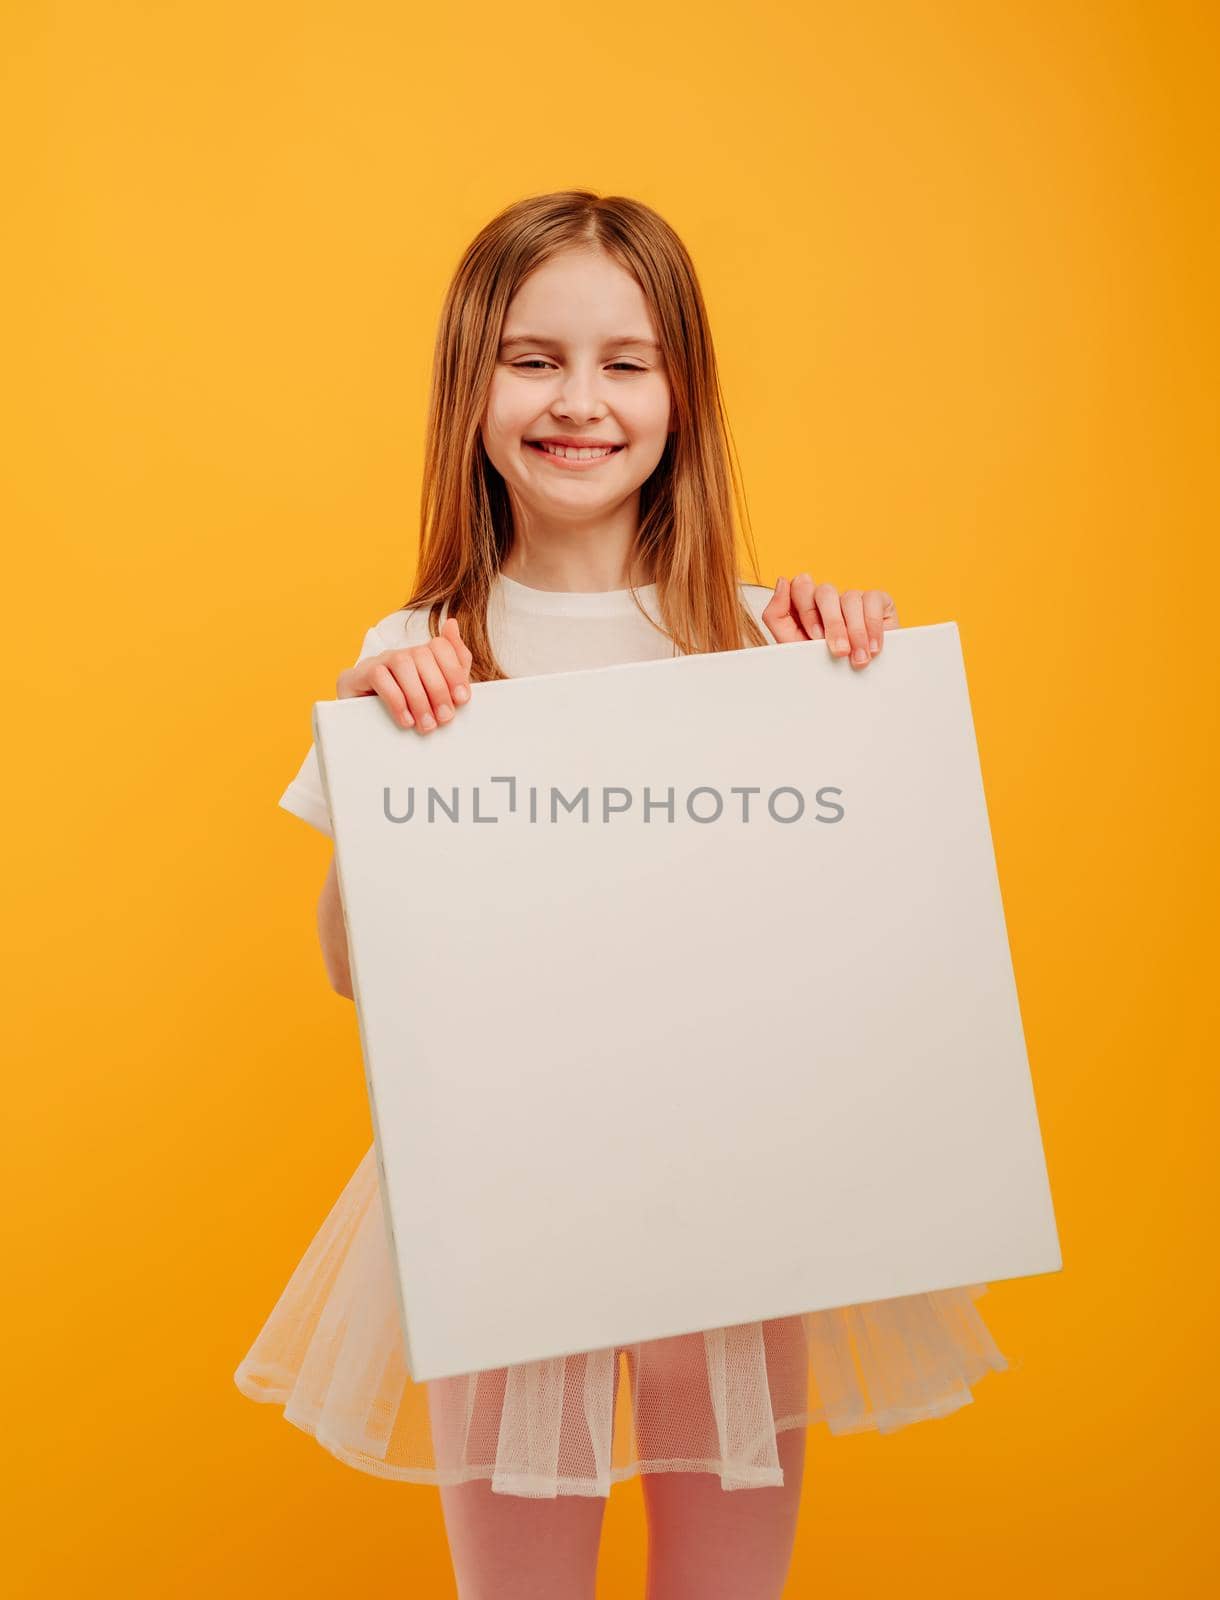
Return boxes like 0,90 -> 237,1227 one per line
499,334 -> 661,352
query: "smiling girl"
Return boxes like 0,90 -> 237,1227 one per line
235,190 -> 1009,1600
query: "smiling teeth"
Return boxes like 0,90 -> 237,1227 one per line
538,443 -> 617,460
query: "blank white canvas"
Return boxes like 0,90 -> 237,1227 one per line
314,621 -> 1062,1383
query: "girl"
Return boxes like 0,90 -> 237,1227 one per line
235,190 -> 1009,1600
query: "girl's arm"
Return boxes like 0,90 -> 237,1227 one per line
318,853 -> 354,999
317,615 -> 475,1001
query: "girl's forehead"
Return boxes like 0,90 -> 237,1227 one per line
507,252 -> 651,318
498,252 -> 663,355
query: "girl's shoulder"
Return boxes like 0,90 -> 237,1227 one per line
357,602 -> 439,659
738,582 -> 776,627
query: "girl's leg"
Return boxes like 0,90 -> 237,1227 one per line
429,1355 -> 621,1600
436,1477 -> 609,1600
627,1316 -> 810,1600
640,1427 -> 806,1600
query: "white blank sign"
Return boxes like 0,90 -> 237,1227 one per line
314,622 -> 1061,1383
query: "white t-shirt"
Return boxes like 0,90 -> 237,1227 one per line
279,572 -> 777,837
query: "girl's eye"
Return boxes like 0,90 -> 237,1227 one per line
510,360 -> 646,373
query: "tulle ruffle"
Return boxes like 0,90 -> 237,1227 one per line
234,1144 -> 1011,1497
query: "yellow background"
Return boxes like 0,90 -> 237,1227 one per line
4,1 -> 1216,1593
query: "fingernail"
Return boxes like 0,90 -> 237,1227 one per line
834,638 -> 850,655
869,638 -> 879,654
454,685 -> 469,703
421,714 -> 435,730
436,704 -> 452,721
852,647 -> 868,664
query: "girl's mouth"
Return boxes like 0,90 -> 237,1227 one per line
524,441 -> 625,470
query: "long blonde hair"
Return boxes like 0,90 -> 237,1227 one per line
403,190 -> 769,680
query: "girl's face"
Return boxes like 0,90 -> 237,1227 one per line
481,247 -> 673,522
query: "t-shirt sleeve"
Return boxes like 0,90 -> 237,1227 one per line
740,582 -> 776,638
278,623 -> 388,838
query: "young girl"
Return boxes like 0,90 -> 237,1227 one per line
235,190 -> 1010,1600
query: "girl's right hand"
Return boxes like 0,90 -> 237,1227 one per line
336,617 -> 473,733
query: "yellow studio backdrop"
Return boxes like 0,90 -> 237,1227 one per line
4,2 -> 1216,1595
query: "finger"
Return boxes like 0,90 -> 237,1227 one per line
760,576 -> 805,643
367,661 -> 415,728
442,615 -> 474,670
862,590 -> 889,655
337,656 -> 390,701
384,652 -> 436,730
812,582 -> 850,657
409,645 -> 458,727
431,629 -> 473,704
840,589 -> 871,666
789,573 -> 825,641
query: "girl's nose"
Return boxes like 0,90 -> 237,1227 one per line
555,392 -> 601,419
554,368 -> 606,418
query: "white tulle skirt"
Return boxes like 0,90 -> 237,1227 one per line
234,1144 -> 1011,1497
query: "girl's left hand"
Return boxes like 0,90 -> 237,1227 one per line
761,573 -> 900,668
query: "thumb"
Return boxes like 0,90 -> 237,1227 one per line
762,576 -> 804,643
442,614 -> 472,664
